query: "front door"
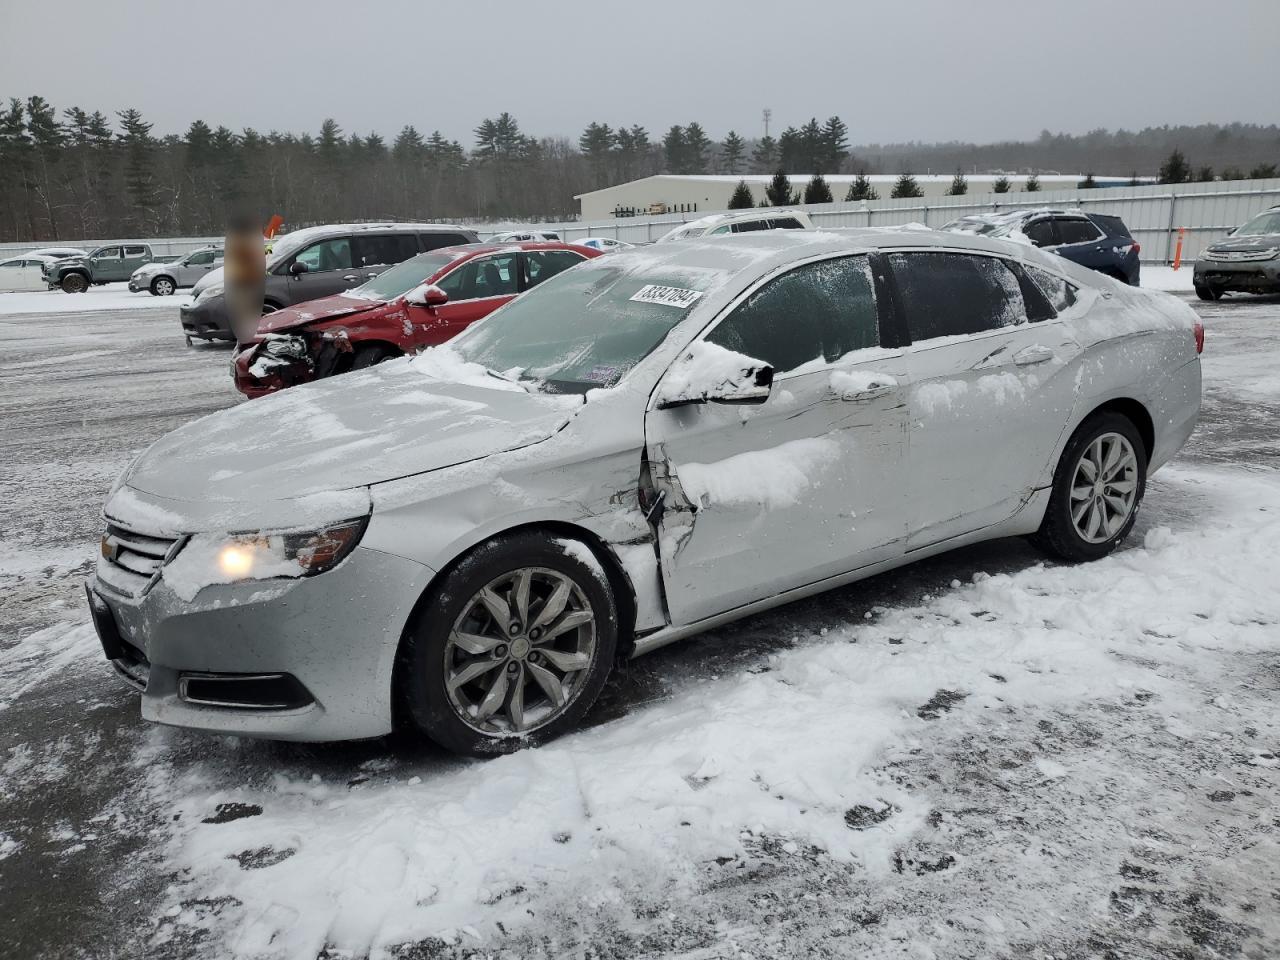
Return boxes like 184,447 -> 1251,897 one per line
646,254 -> 909,626
889,249 -> 1084,548
286,236 -> 358,303
415,252 -> 521,344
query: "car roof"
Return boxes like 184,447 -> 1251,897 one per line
275,222 -> 472,245
417,240 -> 597,262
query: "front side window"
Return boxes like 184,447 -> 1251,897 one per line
436,254 -> 519,300
1054,218 -> 1102,245
355,234 -> 419,268
706,256 -> 880,374
524,250 -> 584,288
1023,219 -> 1056,247
294,237 -> 352,273
93,247 -> 120,259
889,252 -> 1027,342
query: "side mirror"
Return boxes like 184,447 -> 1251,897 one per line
288,261 -> 309,276
656,341 -> 774,409
406,283 -> 449,307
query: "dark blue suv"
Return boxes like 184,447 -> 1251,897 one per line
942,209 -> 1141,285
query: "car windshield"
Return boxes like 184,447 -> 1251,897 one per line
448,260 -> 717,394
349,252 -> 456,300
1233,212 -> 1280,236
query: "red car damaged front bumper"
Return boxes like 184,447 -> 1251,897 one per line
232,334 -> 320,399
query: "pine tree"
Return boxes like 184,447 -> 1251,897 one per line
1220,166 -> 1244,181
1196,165 -> 1215,182
1249,163 -> 1278,179
765,169 -> 797,206
720,131 -> 745,174
821,116 -> 849,173
1158,149 -> 1189,184
844,172 -> 879,201
992,175 -> 1011,194
684,122 -> 711,174
947,169 -> 967,196
578,121 -> 615,181
891,173 -> 922,199
751,134 -> 778,172
116,107 -> 156,231
0,98 -> 34,239
727,179 -> 754,209
25,96 -> 64,238
1081,173 -> 1097,189
803,172 -> 833,203
1024,173 -> 1041,192
662,125 -> 686,173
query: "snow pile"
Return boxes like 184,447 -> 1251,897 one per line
0,622 -> 99,711
678,436 -> 841,510
0,283 -> 185,315
830,369 -> 897,397
411,344 -> 526,393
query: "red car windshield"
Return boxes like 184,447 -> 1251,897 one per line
349,252 -> 458,301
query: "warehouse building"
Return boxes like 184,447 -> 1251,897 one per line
575,173 -> 1139,221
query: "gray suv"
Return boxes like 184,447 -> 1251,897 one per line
1193,205 -> 1280,300
179,223 -> 480,343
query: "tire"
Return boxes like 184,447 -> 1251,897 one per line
261,302 -> 280,315
351,344 -> 398,370
1194,282 -> 1222,301
1031,412 -> 1148,563
60,273 -> 89,294
150,276 -> 176,297
397,532 -> 619,756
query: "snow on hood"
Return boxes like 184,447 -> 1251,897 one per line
117,359 -> 581,514
257,293 -> 384,335
1206,234 -> 1280,253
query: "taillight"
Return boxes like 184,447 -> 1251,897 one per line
1132,241 -> 1141,255
1194,319 -> 1204,354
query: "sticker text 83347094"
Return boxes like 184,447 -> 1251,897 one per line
629,285 -> 704,309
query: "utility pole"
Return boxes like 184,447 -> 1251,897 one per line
763,108 -> 772,139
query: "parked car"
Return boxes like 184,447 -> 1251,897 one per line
232,241 -> 601,398
941,209 -> 1141,285
44,243 -> 174,293
180,223 -> 480,345
129,246 -> 224,296
0,254 -> 57,292
655,209 -> 814,243
87,229 -> 1201,754
28,246 -> 88,260
1192,205 -> 1280,301
488,230 -> 561,242
573,237 -> 633,253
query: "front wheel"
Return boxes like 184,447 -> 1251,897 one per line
1194,281 -> 1222,301
1030,412 -> 1147,563
60,274 -> 89,294
151,276 -> 176,297
350,344 -> 398,370
397,532 -> 618,756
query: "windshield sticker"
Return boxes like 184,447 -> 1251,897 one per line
630,285 -> 704,309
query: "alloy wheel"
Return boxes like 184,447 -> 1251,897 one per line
1070,432 -> 1138,543
154,278 -> 175,296
443,567 -> 597,736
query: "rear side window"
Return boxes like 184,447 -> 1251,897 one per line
731,219 -> 770,233
1023,219 -> 1056,247
524,250 -> 584,288
187,250 -> 215,266
355,234 -> 419,268
124,245 -> 147,257
420,232 -> 471,251
768,217 -> 804,230
1089,214 -> 1131,239
1054,218 -> 1102,245
889,252 -> 1026,342
706,255 -> 880,373
1023,264 -> 1077,313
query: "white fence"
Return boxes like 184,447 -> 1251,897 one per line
4,178 -> 1277,265
532,177 -> 1280,264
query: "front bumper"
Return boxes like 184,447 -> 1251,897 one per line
180,296 -> 235,341
86,544 -> 436,741
232,336 -> 317,398
1193,257 -> 1280,293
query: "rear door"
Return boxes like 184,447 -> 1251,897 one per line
891,249 -> 1082,547
121,245 -> 150,280
1047,216 -> 1107,271
352,233 -> 420,283
647,254 -> 909,625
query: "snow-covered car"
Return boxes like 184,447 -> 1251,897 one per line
87,229 -> 1202,755
27,246 -> 88,260
655,209 -> 814,244
1193,205 -> 1280,301
573,237 -> 633,253
0,253 -> 56,291
487,230 -> 561,242
129,246 -> 224,296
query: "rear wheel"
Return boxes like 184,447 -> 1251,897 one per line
397,532 -> 618,756
150,276 -> 176,297
1031,412 -> 1147,562
1194,281 -> 1223,301
60,273 -> 88,294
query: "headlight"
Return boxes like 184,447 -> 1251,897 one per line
212,518 -> 368,580
194,281 -> 224,304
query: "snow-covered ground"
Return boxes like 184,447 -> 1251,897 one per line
1,294 -> 1278,959
0,281 -> 188,315
1141,265 -> 1196,293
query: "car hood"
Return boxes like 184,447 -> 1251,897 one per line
1206,234 -> 1280,254
118,358 -> 581,509
258,293 -> 387,334
191,266 -> 224,296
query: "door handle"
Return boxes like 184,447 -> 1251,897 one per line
1013,344 -> 1055,365
832,371 -> 897,401
342,274 -> 360,282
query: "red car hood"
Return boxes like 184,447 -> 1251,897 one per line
257,293 -> 387,335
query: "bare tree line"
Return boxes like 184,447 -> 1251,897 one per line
1,95 -> 1277,242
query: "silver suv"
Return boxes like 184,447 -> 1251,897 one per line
1193,205 -> 1280,301
179,222 -> 480,343
130,246 -> 224,296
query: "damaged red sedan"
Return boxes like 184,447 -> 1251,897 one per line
232,241 -> 600,398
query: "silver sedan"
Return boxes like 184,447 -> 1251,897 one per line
87,229 -> 1202,755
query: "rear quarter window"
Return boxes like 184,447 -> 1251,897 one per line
1023,264 -> 1077,313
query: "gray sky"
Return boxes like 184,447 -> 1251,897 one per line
2,0 -> 1277,146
